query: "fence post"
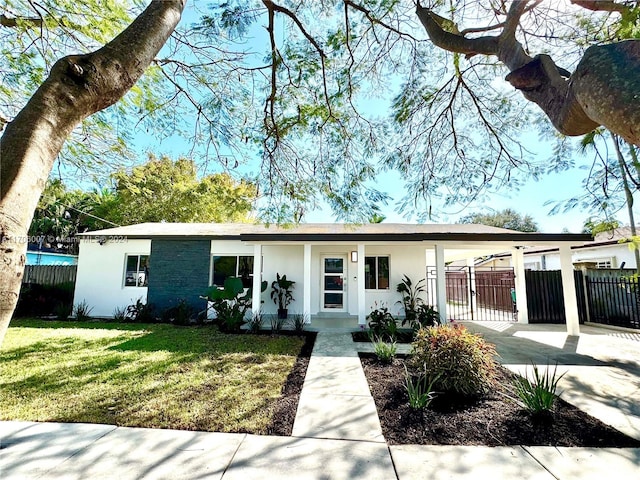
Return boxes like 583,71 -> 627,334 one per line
579,265 -> 591,324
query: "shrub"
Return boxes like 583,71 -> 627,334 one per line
367,304 -> 398,341
73,300 -> 93,321
373,338 -> 397,364
204,277 -> 267,333
291,313 -> 307,334
404,367 -> 439,409
396,274 -> 426,324
270,314 -> 286,334
513,363 -> 566,414
113,306 -> 127,322
125,298 -> 156,323
247,310 -> 264,333
409,324 -> 498,397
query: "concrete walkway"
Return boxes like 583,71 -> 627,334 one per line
291,332 -> 385,442
2,323 -> 640,479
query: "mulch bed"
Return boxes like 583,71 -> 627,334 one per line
352,330 -> 414,343
360,355 -> 640,447
266,331 -> 316,435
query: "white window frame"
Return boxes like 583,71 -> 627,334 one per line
123,254 -> 149,288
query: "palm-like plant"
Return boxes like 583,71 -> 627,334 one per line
271,273 -> 296,319
396,274 -> 426,324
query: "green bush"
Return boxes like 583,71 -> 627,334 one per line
408,324 -> 498,397
372,338 -> 397,364
367,304 -> 398,341
513,363 -> 565,414
291,313 -> 307,334
73,300 -> 93,321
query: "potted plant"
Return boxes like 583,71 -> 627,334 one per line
271,273 -> 295,319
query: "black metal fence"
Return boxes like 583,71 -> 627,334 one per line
585,269 -> 640,329
427,266 -> 516,322
525,268 -> 639,330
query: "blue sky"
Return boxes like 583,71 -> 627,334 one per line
110,1 -> 636,233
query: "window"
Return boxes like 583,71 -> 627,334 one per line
211,255 -> 254,288
364,256 -> 389,289
124,255 -> 149,287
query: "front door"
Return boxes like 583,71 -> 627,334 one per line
321,255 -> 347,311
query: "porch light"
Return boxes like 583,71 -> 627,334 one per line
350,251 -> 358,262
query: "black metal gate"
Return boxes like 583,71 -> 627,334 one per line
426,266 -> 516,322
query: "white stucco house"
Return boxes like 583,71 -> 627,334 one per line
73,223 -> 592,334
479,227 -> 638,271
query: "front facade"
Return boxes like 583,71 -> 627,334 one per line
73,223 -> 592,333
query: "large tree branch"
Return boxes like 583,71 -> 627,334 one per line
0,0 -> 186,344
416,1 -> 640,143
569,0 -> 630,13
0,13 -> 43,28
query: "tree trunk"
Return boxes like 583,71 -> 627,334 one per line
0,0 -> 186,345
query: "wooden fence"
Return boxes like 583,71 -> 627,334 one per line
22,265 -> 77,285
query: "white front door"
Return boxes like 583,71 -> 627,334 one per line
321,255 -> 347,312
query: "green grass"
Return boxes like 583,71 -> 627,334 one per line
0,319 -> 305,434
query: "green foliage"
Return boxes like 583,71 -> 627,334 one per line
582,217 -> 621,235
113,306 -> 127,322
0,319 -> 305,434
270,273 -> 296,310
269,314 -> 287,334
73,301 -> 93,321
109,154 -> 256,225
204,277 -> 268,333
291,313 -> 307,334
396,275 -> 426,326
513,363 -> 566,415
404,366 -> 439,409
409,324 -> 498,397
247,310 -> 264,333
373,338 -> 397,364
15,282 -> 74,317
124,298 -> 156,323
458,209 -> 539,232
55,302 -> 73,321
367,304 -> 398,342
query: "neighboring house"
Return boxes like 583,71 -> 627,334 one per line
73,223 -> 591,333
480,228 -> 637,271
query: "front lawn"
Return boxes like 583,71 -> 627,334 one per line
0,319 -> 306,434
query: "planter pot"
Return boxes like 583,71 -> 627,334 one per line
277,308 -> 288,320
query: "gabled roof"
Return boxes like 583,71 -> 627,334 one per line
78,222 -> 592,244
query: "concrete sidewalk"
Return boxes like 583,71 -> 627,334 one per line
2,323 -> 640,479
291,332 -> 385,442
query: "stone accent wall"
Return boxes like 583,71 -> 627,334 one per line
147,239 -> 210,313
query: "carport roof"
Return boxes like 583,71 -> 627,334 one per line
79,222 -> 592,244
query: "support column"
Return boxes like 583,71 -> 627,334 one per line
512,247 -> 529,324
357,244 -> 366,325
303,244 -> 312,323
560,245 -> 580,336
434,244 -> 447,323
252,244 -> 263,316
